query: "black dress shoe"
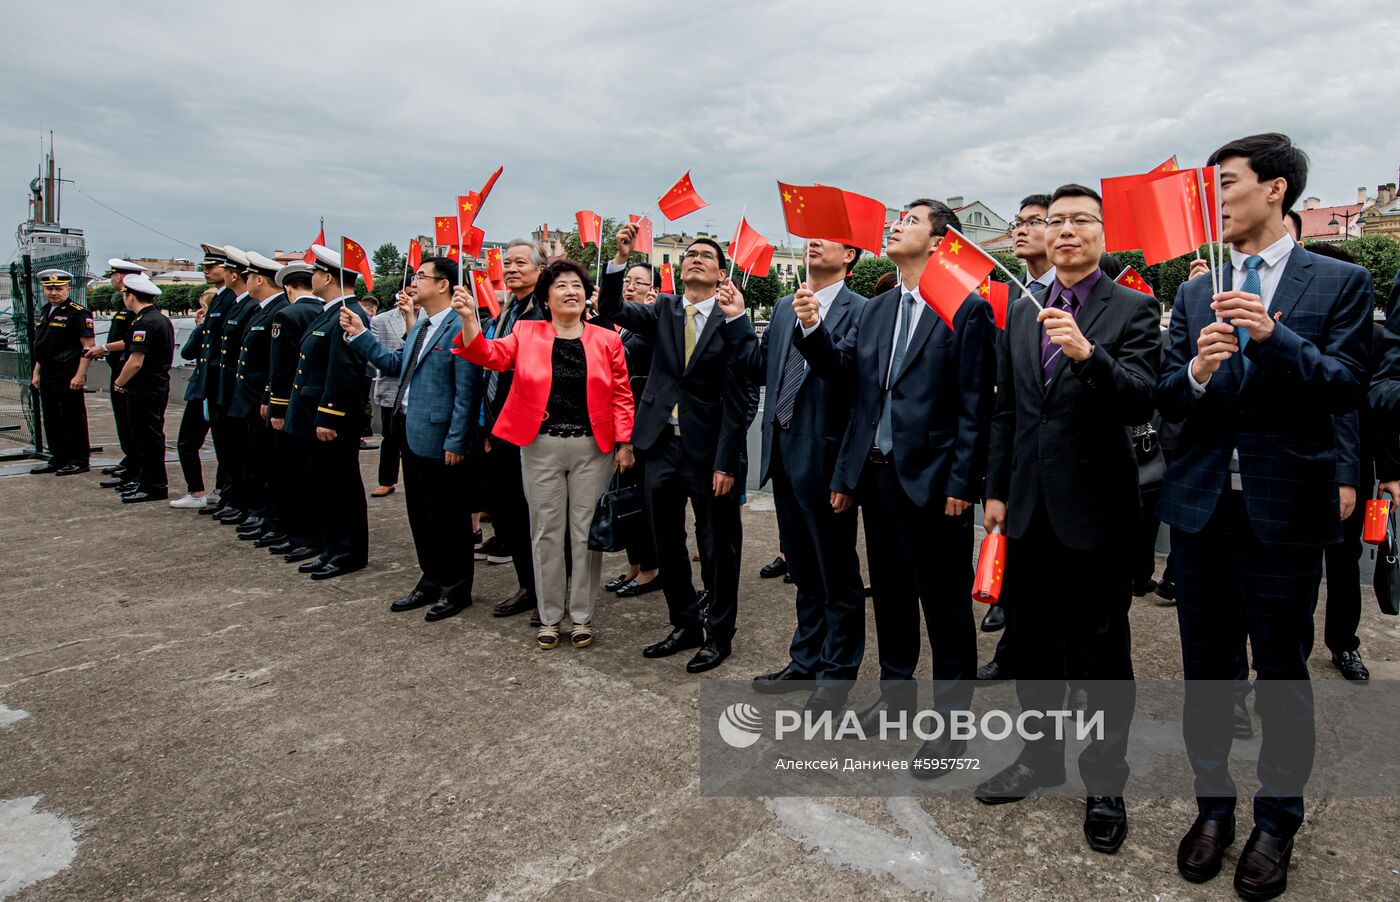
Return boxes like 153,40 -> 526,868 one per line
1177,812 -> 1236,883
616,577 -> 663,597
214,508 -> 247,524
753,663 -> 812,694
284,547 -> 321,563
236,517 -> 267,533
975,761 -> 1066,801
116,481 -> 140,493
605,572 -> 632,592
298,557 -> 329,573
29,463 -> 59,474
643,626 -> 704,659
390,589 -> 435,612
1084,796 -> 1128,853
910,736 -> 968,780
424,596 -> 471,621
686,640 -> 731,673
254,533 -> 288,548
309,562 -> 363,581
980,604 -> 1006,632
1132,577 -> 1158,597
55,464 -> 89,476
783,572 -> 795,584
99,477 -> 128,488
759,556 -> 787,579
122,490 -> 168,503
101,464 -> 123,476
237,529 -> 269,541
492,588 -> 535,618
1155,578 -> 1176,602
856,697 -> 904,737
976,659 -> 1012,683
1332,649 -> 1370,681
804,684 -> 849,715
1234,826 -> 1292,901
1234,697 -> 1254,739
269,540 -> 299,555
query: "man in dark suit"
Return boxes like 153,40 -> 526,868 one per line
209,247 -> 259,526
169,244 -> 235,507
976,184 -> 1161,854
601,223 -> 753,672
285,245 -> 373,580
794,200 -> 996,765
265,264 -> 326,560
201,246 -> 250,520
342,256 -> 478,621
227,252 -> 288,544
719,239 -> 868,712
1159,134 -> 1371,900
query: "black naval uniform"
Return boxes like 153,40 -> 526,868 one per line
120,305 -> 175,495
106,304 -> 137,468
285,295 -> 372,573
177,285 -> 235,496
266,294 -> 326,555
32,299 -> 94,469
213,291 -> 261,517
229,292 -> 287,529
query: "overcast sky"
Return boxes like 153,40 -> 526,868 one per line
4,1 -> 1398,269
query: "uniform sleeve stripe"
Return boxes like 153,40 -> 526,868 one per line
269,396 -> 290,403
316,406 -> 346,416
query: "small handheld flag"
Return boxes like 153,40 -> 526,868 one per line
342,237 -> 373,293
657,171 -> 707,221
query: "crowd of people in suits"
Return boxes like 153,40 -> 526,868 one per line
31,130 -> 1400,901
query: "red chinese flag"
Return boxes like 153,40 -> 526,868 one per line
576,210 -> 602,247
457,194 -> 482,231
729,217 -> 769,271
659,262 -> 675,294
657,170 -> 707,220
477,166 -> 503,206
836,188 -> 887,254
917,228 -> 995,331
435,215 -> 458,246
460,226 -> 485,259
303,225 -> 326,263
628,214 -> 653,253
972,529 -> 1007,604
1127,169 -> 1209,265
1114,265 -> 1155,297
1100,156 -> 1183,252
978,278 -> 1010,329
407,239 -> 422,273
740,242 -> 775,278
445,246 -> 460,262
342,237 -> 373,292
778,181 -> 852,242
471,270 -> 502,318
1200,165 -> 1220,241
486,247 -> 504,287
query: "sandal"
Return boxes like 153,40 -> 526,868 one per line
570,623 -> 594,649
537,625 -> 561,650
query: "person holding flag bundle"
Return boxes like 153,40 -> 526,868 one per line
1159,134 -> 1371,900
977,184 -> 1161,854
792,200 -> 996,764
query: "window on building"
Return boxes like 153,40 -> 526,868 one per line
662,253 -> 670,264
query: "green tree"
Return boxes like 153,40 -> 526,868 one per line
372,242 -> 402,281
848,256 -> 897,297
1339,235 -> 1400,306
739,268 -> 786,316
990,251 -> 1024,284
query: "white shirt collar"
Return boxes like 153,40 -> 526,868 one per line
235,291 -> 249,302
323,294 -> 353,311
686,296 -> 716,316
258,293 -> 281,310
1230,232 -> 1294,270
812,280 -> 843,312
420,305 -> 452,331
1030,265 -> 1057,287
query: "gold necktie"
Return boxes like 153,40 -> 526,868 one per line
674,304 -> 700,421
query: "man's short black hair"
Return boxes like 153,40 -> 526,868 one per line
625,262 -> 654,279
1304,242 -> 1355,264
842,245 -> 863,275
1050,183 -> 1103,212
906,199 -> 961,237
1207,133 -> 1309,212
419,255 -> 459,289
685,237 -> 727,271
282,270 -> 314,291
1019,194 -> 1052,211
1286,209 -> 1304,239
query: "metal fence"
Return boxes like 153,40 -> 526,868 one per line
2,250 -> 89,452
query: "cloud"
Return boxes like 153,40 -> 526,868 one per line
3,0 -> 1397,267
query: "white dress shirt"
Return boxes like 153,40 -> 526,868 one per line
396,306 -> 451,412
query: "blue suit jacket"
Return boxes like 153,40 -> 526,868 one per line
349,311 -> 475,458
1157,244 -> 1372,546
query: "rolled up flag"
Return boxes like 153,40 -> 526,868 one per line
1364,499 -> 1390,545
972,527 -> 1007,604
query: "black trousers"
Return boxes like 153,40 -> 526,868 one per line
176,400 -> 209,493
242,415 -> 274,518
1173,490 -> 1321,839
275,430 -> 319,549
37,380 -> 89,467
621,457 -> 657,571
215,406 -> 251,511
207,401 -> 232,495
377,406 -> 402,487
310,429 -> 368,569
771,429 -> 865,682
1322,498 -> 1365,655
108,363 -> 132,465
399,418 -> 474,601
1011,503 -> 1136,795
124,387 -> 169,491
1137,483 -> 1163,585
859,457 -> 975,716
644,429 -> 742,642
484,436 -> 536,598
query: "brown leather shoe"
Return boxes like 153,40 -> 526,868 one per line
1234,826 -> 1293,901
492,588 -> 534,618
1177,812 -> 1236,883
371,485 -> 396,498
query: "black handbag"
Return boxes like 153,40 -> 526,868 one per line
587,472 -> 643,553
1373,508 -> 1400,616
1132,421 -> 1166,489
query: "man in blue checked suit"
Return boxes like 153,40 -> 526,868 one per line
1157,133 -> 1371,901
341,256 -> 479,623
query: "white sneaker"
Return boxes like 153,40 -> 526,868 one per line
207,490 -> 221,505
169,493 -> 209,509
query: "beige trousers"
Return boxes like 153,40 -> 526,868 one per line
521,434 -> 615,627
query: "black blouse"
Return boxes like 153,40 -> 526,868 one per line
543,336 -> 591,433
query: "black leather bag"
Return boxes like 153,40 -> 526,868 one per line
1374,508 -> 1400,616
1132,421 -> 1166,489
587,473 -> 643,553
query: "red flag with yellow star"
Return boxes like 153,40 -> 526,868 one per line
472,270 -> 502,318
486,247 -> 504,288
729,217 -> 771,274
303,225 -> 326,264
342,237 -> 373,293
835,188 -> 887,254
1100,156 -> 1182,252
407,239 -> 422,273
435,215 -> 458,247
628,214 -> 653,253
657,170 -> 707,220
659,262 -> 675,294
1114,265 -> 1155,297
777,182 -> 852,241
742,243 -> 775,278
917,228 -> 994,330
457,194 -> 482,231
576,210 -> 603,247
978,277 -> 1010,329
1127,169 -> 1208,265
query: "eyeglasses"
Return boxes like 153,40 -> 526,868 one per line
411,271 -> 445,282
623,278 -> 653,288
1010,217 -> 1046,231
1043,214 -> 1103,231
682,250 -> 718,262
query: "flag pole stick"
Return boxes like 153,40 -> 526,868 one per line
988,255 -> 1044,311
401,246 -> 410,292
1193,167 -> 1218,296
457,221 -> 464,286
1214,164 -> 1225,292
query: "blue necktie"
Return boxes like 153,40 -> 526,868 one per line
1237,255 -> 1264,351
876,292 -> 918,454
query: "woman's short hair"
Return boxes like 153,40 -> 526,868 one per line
536,259 -> 596,313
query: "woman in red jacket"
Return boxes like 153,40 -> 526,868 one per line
451,260 -> 634,650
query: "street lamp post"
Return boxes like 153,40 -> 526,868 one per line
1328,209 -> 1357,239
